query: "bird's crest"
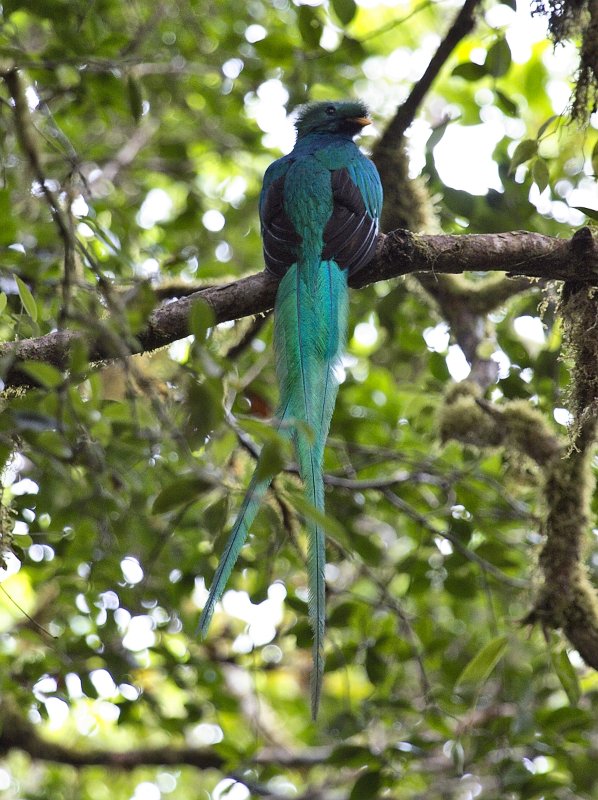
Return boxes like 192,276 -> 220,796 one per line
294,100 -> 371,138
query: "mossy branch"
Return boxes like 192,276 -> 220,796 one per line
524,284 -> 598,667
439,381 -> 562,463
440,285 -> 598,670
2,228 -> 597,390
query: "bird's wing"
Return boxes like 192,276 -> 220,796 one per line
322,163 -> 382,276
260,158 -> 302,277
350,155 -> 384,222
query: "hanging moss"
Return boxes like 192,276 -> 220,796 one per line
440,308 -> 598,668
560,284 -> 598,426
525,284 -> 598,667
0,490 -> 14,572
532,0 -> 598,122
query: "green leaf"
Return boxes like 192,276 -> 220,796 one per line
289,492 -> 346,539
18,361 -> 63,388
124,281 -> 156,334
37,430 -> 72,458
0,292 -> 7,315
189,299 -> 215,343
126,74 -> 143,122
285,594 -> 308,614
573,206 -> 598,221
532,158 -> 550,193
442,187 -> 475,216
486,38 -> 511,77
240,418 -> 288,447
449,739 -> 465,773
56,64 -> 80,88
509,139 -> 538,173
448,517 -> 473,543
455,634 -> 508,689
203,495 -> 229,532
592,139 -> 598,177
349,770 -> 382,800
329,744 -> 375,767
452,62 -> 487,81
365,645 -> 387,685
254,439 -> 286,482
328,601 -> 357,627
537,114 -> 558,138
0,191 -> 16,245
495,89 -> 518,116
551,647 -> 581,706
350,530 -> 382,565
427,118 -> 451,152
331,0 -> 357,25
15,276 -> 37,322
185,378 -> 224,441
152,476 -> 214,514
67,337 -> 90,376
429,351 -> 450,381
297,5 -> 322,48
3,0 -> 66,18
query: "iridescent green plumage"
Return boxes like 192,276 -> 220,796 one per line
199,100 -> 383,718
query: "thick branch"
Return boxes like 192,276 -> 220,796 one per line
1,227 -> 597,389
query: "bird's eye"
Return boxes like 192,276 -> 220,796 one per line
325,105 -> 336,116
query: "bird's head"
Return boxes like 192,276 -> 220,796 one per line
294,100 -> 371,139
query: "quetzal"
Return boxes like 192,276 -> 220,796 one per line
199,100 -> 383,718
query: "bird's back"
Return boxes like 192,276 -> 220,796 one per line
260,133 -> 381,280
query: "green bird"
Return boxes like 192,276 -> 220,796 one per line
199,100 -> 383,717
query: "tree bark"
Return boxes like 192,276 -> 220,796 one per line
1,227 -> 596,389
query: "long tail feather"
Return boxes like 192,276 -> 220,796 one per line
304,453 -> 325,719
274,258 -> 348,718
197,467 -> 274,638
200,257 -> 348,719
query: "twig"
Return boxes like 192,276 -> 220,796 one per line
2,69 -> 77,316
3,56 -> 215,77
225,312 -> 272,360
382,489 -> 529,589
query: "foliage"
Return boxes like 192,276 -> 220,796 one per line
0,0 -> 597,798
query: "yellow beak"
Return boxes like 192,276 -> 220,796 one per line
352,116 -> 372,127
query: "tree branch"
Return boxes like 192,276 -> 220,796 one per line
372,0 -> 483,233
0,701 -> 332,770
376,0 -> 481,145
1,227 -> 596,389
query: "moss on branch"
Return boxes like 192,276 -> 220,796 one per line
525,284 -> 598,667
441,284 -> 598,670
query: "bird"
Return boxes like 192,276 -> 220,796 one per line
198,100 -> 383,718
